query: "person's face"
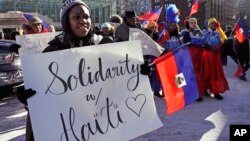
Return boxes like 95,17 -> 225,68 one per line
168,22 -> 177,32
189,20 -> 197,29
126,17 -> 136,27
69,4 -> 91,38
48,25 -> 55,32
209,22 -> 217,30
31,23 -> 42,33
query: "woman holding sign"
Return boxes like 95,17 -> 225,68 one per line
18,0 -> 113,141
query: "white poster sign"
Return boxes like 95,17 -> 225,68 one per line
16,32 -> 61,55
129,28 -> 164,57
21,41 -> 162,141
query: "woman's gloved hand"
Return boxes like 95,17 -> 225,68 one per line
140,62 -> 151,75
182,32 -> 191,43
16,85 -> 36,106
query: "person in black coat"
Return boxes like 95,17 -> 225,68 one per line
17,0 -> 113,141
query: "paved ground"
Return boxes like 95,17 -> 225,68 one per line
0,59 -> 250,141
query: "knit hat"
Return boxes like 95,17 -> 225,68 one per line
166,4 -> 180,24
60,0 -> 89,31
124,10 -> 137,19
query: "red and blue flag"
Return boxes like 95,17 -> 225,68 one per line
157,28 -> 170,45
190,0 -> 199,17
23,13 -> 49,29
154,46 -> 199,114
235,19 -> 249,43
138,7 -> 162,21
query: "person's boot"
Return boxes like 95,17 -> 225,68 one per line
239,72 -> 247,81
205,90 -> 211,97
214,93 -> 223,100
234,65 -> 243,77
196,97 -> 203,102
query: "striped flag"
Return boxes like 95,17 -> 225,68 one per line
138,7 -> 162,21
154,46 -> 199,114
23,13 -> 49,29
157,28 -> 170,45
190,0 -> 199,17
235,19 -> 249,43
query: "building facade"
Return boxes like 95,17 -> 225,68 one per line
116,0 -> 135,16
0,0 -> 117,36
236,0 -> 250,29
0,0 -> 117,23
205,0 -> 235,29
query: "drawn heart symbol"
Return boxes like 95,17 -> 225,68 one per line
125,94 -> 146,117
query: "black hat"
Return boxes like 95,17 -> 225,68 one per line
124,10 -> 137,19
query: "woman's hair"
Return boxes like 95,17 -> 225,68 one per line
62,7 -> 95,48
168,24 -> 180,37
109,15 -> 123,24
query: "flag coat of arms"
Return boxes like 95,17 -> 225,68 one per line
235,19 -> 249,43
154,46 -> 199,114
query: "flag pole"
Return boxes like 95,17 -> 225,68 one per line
148,42 -> 190,66
228,17 -> 241,39
226,17 -> 243,75
149,6 -> 162,37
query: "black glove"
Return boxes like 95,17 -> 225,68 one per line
203,43 -> 212,50
182,32 -> 191,43
16,85 -> 36,106
140,62 -> 151,75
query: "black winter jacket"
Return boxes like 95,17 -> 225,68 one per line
43,33 -> 114,53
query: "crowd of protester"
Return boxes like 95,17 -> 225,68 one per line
1,1 -> 248,102
4,1 -> 249,103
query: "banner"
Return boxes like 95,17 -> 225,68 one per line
20,41 -> 162,141
154,46 -> 199,114
16,32 -> 60,55
138,7 -> 162,21
235,19 -> 249,43
129,28 -> 164,57
190,0 -> 199,17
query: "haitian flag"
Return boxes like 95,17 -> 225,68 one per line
154,46 -> 199,114
235,19 -> 249,43
138,7 -> 162,21
157,28 -> 170,45
23,13 -> 49,29
190,0 -> 199,17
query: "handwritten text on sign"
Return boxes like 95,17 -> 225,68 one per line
20,41 -> 162,141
